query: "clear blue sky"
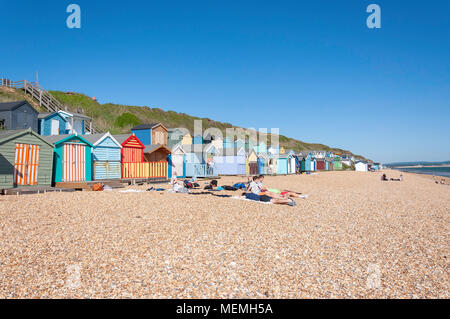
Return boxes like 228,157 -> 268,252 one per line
1,0 -> 449,163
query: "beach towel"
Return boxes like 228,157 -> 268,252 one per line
119,189 -> 145,193
231,196 -> 273,205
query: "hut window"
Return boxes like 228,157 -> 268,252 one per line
0,119 -> 5,130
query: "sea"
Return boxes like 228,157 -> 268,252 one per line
393,166 -> 450,178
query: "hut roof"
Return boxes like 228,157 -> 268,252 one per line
131,123 -> 159,130
80,132 -> 122,147
144,144 -> 171,154
43,134 -> 94,147
0,101 -> 31,112
0,128 -> 54,148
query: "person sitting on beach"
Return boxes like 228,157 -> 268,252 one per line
381,174 -> 388,181
170,175 -> 190,193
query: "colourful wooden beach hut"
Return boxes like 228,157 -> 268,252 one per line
38,112 -> 68,136
0,101 -> 39,132
171,144 -> 187,178
334,156 -> 343,170
82,133 -> 122,180
316,158 -> 326,171
0,128 -> 54,189
44,134 -> 94,183
113,134 -> 145,179
213,147 -> 246,175
131,123 -> 168,146
276,154 -> 289,175
257,153 -> 268,175
246,149 -> 259,175
181,144 -> 217,177
143,144 -> 171,179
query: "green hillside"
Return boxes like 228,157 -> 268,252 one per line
0,87 -> 367,159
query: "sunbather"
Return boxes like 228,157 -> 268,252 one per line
242,191 -> 296,206
257,175 -> 304,198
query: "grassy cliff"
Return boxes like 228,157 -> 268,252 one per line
0,87 -> 366,159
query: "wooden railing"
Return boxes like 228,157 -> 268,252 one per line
122,162 -> 168,179
1,78 -> 98,134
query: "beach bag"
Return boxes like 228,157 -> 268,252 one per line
91,183 -> 104,191
233,183 -> 246,189
184,180 -> 194,189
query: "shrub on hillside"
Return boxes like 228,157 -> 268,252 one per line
114,112 -> 141,128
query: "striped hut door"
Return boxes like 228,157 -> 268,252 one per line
63,143 -> 86,182
27,145 -> 40,185
14,144 -> 40,186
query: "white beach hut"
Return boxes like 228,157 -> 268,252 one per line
355,161 -> 368,172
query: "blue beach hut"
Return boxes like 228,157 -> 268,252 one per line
82,133 -> 122,180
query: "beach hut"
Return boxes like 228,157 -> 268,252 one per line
246,149 -> 259,175
253,142 -> 267,154
211,136 -> 224,151
288,154 -> 296,174
213,147 -> 246,175
143,144 -> 171,179
81,133 -> 122,180
334,156 -> 343,170
257,153 -> 268,175
38,112 -> 67,136
168,128 -> 192,149
192,134 -> 203,145
222,137 -> 234,149
299,153 -> 315,172
171,144 -> 186,178
58,111 -> 93,135
0,101 -> 39,132
180,144 -> 217,177
355,161 -> 368,172
131,123 -> 168,146
268,146 -> 280,155
276,154 -> 289,175
0,128 -> 54,189
234,139 -> 245,149
316,158 -> 326,171
114,134 -> 145,179
44,134 -> 94,183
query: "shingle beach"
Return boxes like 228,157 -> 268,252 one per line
0,171 -> 448,298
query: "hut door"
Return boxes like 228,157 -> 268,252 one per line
172,155 -> 184,177
63,144 -> 86,182
14,144 -> 40,186
51,120 -> 59,135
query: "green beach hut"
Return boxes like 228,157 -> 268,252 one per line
0,128 -> 54,189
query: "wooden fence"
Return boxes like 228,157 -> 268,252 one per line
122,161 -> 168,179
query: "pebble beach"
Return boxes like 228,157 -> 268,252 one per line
0,171 -> 448,299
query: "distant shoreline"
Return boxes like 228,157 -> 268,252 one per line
391,164 -> 450,168
390,168 -> 450,183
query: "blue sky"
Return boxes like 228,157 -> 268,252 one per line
1,0 -> 449,163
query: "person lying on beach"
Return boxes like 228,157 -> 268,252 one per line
242,191 -> 296,206
246,176 -> 297,205
257,175 -> 305,198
